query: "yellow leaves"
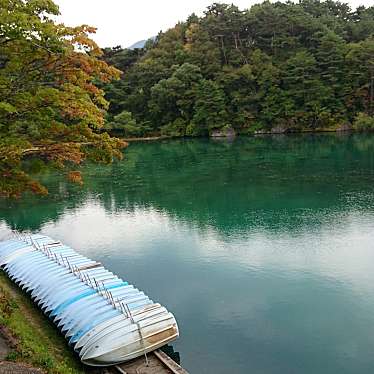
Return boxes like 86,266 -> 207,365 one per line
0,102 -> 17,114
185,23 -> 200,43
0,141 -> 28,165
82,132 -> 127,164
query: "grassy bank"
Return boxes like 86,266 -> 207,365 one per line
0,271 -> 86,374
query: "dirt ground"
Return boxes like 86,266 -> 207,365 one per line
0,329 -> 43,374
0,361 -> 44,374
0,334 -> 10,360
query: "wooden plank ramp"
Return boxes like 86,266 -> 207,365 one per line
112,349 -> 189,374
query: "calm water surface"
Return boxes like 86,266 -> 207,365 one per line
1,134 -> 374,373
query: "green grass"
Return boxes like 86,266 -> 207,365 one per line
0,271 -> 87,374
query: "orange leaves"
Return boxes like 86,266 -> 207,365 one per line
43,47 -> 120,129
67,170 -> 83,185
28,180 -> 48,196
1,0 -> 125,198
41,143 -> 84,167
60,24 -> 102,56
0,169 -> 48,199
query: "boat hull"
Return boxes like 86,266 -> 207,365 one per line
0,234 -> 179,366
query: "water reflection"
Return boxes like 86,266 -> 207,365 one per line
1,134 -> 374,373
2,134 -> 374,233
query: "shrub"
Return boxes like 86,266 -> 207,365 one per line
353,112 -> 374,131
107,111 -> 150,137
160,118 -> 187,137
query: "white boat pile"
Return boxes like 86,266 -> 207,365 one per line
0,233 -> 179,366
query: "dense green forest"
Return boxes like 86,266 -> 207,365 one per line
103,0 -> 374,137
1,0 -> 374,198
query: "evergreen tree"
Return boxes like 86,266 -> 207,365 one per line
102,0 -> 374,138
191,80 -> 228,135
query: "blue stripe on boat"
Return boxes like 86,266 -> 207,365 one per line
52,281 -> 128,316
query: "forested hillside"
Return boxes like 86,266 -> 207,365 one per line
1,0 -> 373,198
103,0 -> 374,137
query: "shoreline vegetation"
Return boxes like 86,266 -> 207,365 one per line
102,1 -> 374,141
121,126 -> 360,142
0,271 -> 85,374
1,0 -> 373,199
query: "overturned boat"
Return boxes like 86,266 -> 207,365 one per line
0,233 -> 179,366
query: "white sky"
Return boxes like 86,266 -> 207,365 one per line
54,0 -> 374,48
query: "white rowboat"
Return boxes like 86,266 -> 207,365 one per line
0,234 -> 179,366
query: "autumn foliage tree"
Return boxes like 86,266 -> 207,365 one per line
0,0 -> 126,198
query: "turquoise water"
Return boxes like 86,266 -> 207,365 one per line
1,134 -> 374,373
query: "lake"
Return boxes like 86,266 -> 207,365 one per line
1,134 -> 374,373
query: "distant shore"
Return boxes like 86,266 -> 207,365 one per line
121,127 -> 357,142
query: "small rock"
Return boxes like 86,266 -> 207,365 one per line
210,127 -> 236,138
336,123 -> 352,132
271,125 -> 288,134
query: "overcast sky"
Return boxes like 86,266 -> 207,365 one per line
54,0 -> 373,48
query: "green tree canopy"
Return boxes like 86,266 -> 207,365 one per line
102,0 -> 374,137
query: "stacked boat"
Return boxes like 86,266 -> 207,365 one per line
0,233 -> 179,366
